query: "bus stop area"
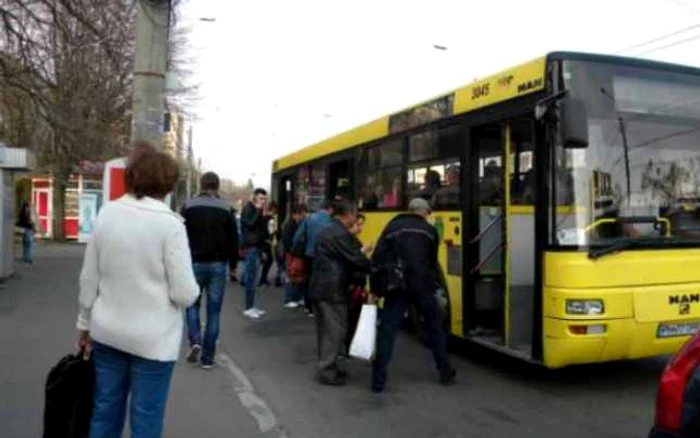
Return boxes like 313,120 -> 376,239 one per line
1,243 -> 665,438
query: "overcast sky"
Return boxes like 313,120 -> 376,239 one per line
177,0 -> 700,187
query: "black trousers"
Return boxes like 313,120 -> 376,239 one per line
372,290 -> 451,386
313,300 -> 348,379
303,259 -> 314,313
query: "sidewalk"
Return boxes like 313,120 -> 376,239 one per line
0,243 -> 261,438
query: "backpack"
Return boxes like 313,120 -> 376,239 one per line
369,232 -> 406,298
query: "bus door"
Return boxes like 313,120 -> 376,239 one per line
466,120 -> 537,352
466,123 -> 506,343
506,119 -> 537,355
277,175 -> 294,227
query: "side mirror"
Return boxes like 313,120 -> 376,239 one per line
561,97 -> 589,148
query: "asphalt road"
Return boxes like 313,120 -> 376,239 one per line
0,244 -> 665,438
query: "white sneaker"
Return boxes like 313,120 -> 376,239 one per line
243,308 -> 260,319
254,308 -> 267,316
284,302 -> 299,309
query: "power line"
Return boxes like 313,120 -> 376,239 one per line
662,0 -> 700,15
616,23 -> 700,54
637,33 -> 700,55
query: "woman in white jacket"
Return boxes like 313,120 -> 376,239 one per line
76,144 -> 199,438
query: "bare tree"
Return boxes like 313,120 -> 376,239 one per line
0,0 -> 196,239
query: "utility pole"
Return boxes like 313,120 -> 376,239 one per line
185,126 -> 193,199
131,0 -> 171,149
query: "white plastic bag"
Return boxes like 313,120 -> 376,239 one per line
349,304 -> 377,361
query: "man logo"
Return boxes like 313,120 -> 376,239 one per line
669,294 -> 700,305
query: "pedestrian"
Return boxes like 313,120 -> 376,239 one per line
181,172 -> 239,369
75,143 -> 200,437
371,198 -> 456,393
292,199 -> 333,317
346,213 -> 373,354
258,202 -> 277,287
16,201 -> 36,265
281,204 -> 308,308
310,198 -> 370,386
240,188 -> 269,319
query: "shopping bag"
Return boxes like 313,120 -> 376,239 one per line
43,353 -> 94,438
349,304 -> 377,361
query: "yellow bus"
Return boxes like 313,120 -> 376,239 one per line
271,51 -> 700,368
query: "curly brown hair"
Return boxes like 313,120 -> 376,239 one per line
125,143 -> 179,200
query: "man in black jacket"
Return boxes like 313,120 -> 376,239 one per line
240,187 -> 269,319
371,197 -> 455,392
181,172 -> 239,369
311,198 -> 370,386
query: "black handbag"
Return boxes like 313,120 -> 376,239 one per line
43,353 -> 95,438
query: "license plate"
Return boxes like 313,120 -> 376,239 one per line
657,321 -> 700,338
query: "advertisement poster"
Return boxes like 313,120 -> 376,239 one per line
78,193 -> 98,243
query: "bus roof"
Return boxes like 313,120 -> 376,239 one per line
272,51 -> 700,173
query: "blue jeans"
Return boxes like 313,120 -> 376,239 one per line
186,262 -> 227,364
89,342 -> 175,438
22,229 -> 33,263
243,248 -> 260,310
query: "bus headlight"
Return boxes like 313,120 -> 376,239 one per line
566,299 -> 604,315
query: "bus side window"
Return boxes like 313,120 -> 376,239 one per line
407,124 -> 463,210
356,139 -> 404,211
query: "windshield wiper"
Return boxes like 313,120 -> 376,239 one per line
601,87 -> 632,200
588,240 -> 635,260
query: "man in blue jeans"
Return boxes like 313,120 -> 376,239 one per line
240,187 -> 269,319
181,172 -> 239,368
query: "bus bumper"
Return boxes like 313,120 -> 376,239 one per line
543,317 -> 692,368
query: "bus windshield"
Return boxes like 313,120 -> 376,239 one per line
554,60 -> 700,249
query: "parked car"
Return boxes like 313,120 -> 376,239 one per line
650,331 -> 700,437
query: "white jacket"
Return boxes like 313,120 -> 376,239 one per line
77,195 -> 200,362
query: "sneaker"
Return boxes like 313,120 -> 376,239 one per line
243,308 -> 260,319
186,345 -> 201,363
297,300 -> 305,306
201,362 -> 215,370
254,308 -> 266,316
284,302 -> 299,309
307,312 -> 315,318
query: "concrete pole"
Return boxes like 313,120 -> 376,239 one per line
131,0 -> 170,149
185,126 -> 193,199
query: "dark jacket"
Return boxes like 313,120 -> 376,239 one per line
17,205 -> 34,230
240,201 -> 267,249
375,213 -> 441,294
181,194 -> 239,270
281,217 -> 301,254
310,219 -> 370,303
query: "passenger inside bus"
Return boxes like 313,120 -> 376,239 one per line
480,160 -> 503,205
421,170 -> 442,201
511,168 -> 535,205
382,177 -> 401,208
433,164 -> 460,208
